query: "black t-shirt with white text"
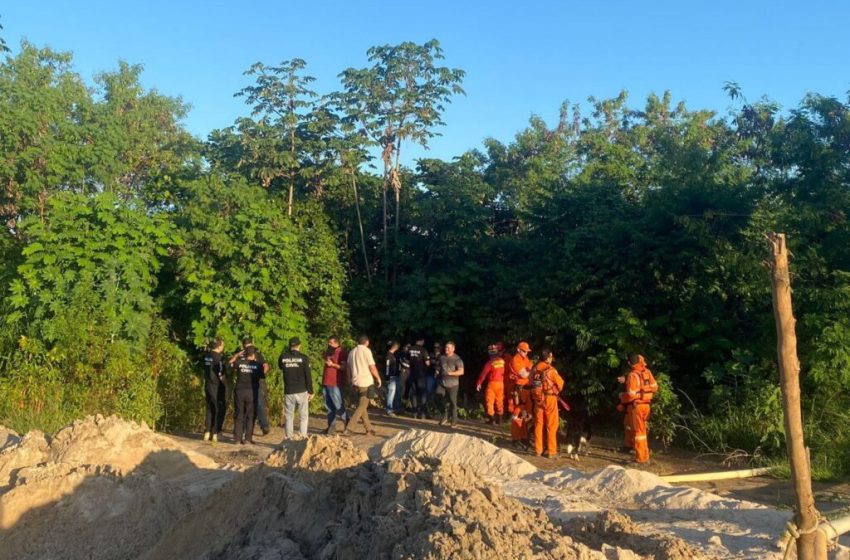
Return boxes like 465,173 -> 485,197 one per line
407,344 -> 430,379
204,351 -> 225,386
235,358 -> 264,392
278,350 -> 313,395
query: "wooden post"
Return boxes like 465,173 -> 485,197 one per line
768,233 -> 822,560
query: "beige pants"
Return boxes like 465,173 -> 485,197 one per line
347,386 -> 372,431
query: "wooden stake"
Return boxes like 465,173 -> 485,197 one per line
768,233 -> 822,560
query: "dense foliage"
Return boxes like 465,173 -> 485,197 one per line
1,33 -> 848,478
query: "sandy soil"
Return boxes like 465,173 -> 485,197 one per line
1,412 -> 848,559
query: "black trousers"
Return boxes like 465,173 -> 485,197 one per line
204,382 -> 226,434
253,379 -> 270,431
234,387 -> 255,442
413,377 -> 429,415
442,385 -> 459,424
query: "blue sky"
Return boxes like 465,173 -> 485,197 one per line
3,1 -> 849,164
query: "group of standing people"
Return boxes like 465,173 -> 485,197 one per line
474,341 -> 565,458
202,337 -> 270,445
202,333 -> 659,465
382,337 -> 465,425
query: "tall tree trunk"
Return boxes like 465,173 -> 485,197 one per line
288,127 -> 296,217
351,172 -> 371,281
287,183 -> 294,217
391,138 -> 402,287
768,233 -> 822,560
381,174 -> 388,281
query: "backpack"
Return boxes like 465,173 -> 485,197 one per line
638,368 -> 658,402
531,366 -> 553,406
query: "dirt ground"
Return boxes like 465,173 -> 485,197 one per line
169,409 -> 850,519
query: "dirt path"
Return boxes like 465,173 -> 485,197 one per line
168,410 -> 850,518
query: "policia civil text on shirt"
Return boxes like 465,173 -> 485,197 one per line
202,338 -> 227,444
228,338 -> 271,435
233,348 -> 264,444
278,337 -> 313,439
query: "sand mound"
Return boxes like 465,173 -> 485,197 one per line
147,446 -> 605,560
265,434 -> 368,472
559,510 -> 710,560
4,417 -> 838,559
379,428 -> 538,479
0,415 -> 234,559
0,425 -> 19,451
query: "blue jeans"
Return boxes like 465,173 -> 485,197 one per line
323,385 -> 348,426
386,377 -> 401,412
426,375 -> 437,399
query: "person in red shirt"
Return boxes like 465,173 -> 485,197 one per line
322,336 -> 348,434
477,344 -> 506,424
507,341 -> 533,449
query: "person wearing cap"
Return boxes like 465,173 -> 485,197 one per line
476,344 -> 506,424
407,336 -> 431,419
229,337 -> 271,436
321,336 -> 347,434
278,337 -> 314,439
507,341 -> 534,449
531,349 -> 565,458
619,354 -> 658,464
384,340 -> 401,415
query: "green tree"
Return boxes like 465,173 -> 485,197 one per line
337,39 -> 465,280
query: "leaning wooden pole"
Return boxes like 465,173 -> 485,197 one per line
768,233 -> 822,560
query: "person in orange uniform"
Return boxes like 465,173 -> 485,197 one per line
618,353 -> 658,464
531,349 -> 565,458
507,341 -> 533,449
476,344 -> 506,424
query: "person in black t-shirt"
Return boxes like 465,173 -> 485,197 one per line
278,337 -> 314,439
233,348 -> 264,444
407,337 -> 431,419
384,340 -> 401,415
203,338 -> 227,444
229,337 -> 271,435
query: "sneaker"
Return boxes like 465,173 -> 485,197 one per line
387,410 -> 396,416
211,434 -> 218,445
544,453 -> 560,460
202,431 -> 211,442
323,426 -> 333,435
342,429 -> 350,436
246,439 -> 254,445
261,428 -> 270,436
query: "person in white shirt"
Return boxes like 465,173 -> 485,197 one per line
344,334 -> 382,435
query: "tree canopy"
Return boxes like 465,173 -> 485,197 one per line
1,35 -> 849,478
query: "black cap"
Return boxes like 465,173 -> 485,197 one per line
289,337 -> 301,347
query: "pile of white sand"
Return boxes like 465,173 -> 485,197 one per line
380,430 -> 844,560
2,419 -> 846,559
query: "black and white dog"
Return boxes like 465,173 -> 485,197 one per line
563,394 -> 592,460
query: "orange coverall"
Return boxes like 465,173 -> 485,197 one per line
477,356 -> 506,416
532,362 -> 565,456
508,353 -> 533,441
619,357 -> 658,463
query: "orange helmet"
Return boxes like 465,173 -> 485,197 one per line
517,341 -> 531,353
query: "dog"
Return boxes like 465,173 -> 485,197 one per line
563,394 -> 592,461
